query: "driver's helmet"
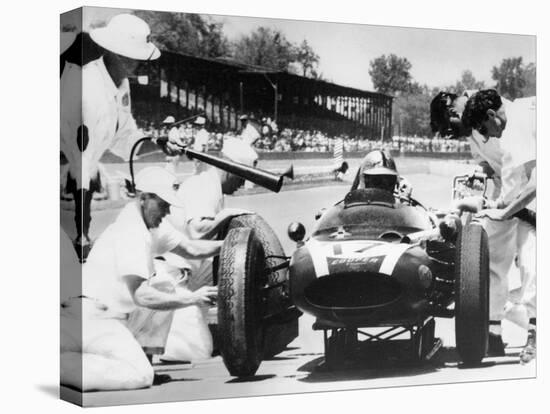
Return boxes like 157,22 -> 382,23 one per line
360,150 -> 398,192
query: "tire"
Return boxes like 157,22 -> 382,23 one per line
223,214 -> 299,357
225,214 -> 288,305
218,227 -> 266,377
454,222 -> 489,365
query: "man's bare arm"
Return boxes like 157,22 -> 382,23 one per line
124,275 -> 217,311
187,209 -> 253,240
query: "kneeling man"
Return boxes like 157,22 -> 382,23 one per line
60,167 -> 222,391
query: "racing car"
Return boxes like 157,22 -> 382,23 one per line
285,174 -> 490,368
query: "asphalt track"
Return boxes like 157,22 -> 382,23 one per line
60,161 -> 536,407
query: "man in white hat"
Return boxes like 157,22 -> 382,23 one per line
155,138 -> 257,362
61,13 -> 160,260
60,167 -> 223,391
192,116 -> 209,152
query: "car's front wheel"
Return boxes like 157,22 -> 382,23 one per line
454,222 -> 490,365
217,227 -> 267,377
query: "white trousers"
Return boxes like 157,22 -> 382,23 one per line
60,298 -> 154,391
483,217 -> 536,322
160,258 -> 214,361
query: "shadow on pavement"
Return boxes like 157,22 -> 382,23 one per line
297,346 -> 522,383
263,355 -> 299,362
226,374 -> 276,384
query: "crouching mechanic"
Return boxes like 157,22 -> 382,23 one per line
156,137 -> 258,362
462,89 -> 536,363
60,167 -> 222,391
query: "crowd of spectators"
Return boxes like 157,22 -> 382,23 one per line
136,117 -> 470,155
391,136 -> 470,153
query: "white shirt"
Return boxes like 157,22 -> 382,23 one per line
82,202 -> 182,314
60,57 -> 141,190
499,97 -> 536,205
241,123 -> 261,146
193,127 -> 209,152
168,126 -> 180,144
468,131 -> 504,177
164,167 -> 223,238
166,167 -> 224,275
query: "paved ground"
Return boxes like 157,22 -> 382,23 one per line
60,162 -> 535,407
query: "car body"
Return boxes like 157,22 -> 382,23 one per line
288,186 -> 489,367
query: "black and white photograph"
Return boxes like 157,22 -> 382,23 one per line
57,2 -> 538,408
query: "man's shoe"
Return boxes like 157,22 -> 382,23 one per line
487,332 -> 506,357
519,329 -> 536,364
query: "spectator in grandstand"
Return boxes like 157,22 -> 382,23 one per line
239,114 -> 261,146
163,116 -> 182,174
192,116 -> 209,152
179,122 -> 194,147
261,117 -> 273,139
61,13 -> 160,261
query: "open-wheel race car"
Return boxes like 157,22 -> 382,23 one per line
285,178 -> 490,368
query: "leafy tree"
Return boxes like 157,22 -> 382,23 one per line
294,39 -> 320,77
454,70 -> 486,94
232,27 -> 296,71
491,57 -> 526,99
522,62 -> 536,96
392,83 -> 432,136
368,54 -> 412,95
133,11 -> 230,58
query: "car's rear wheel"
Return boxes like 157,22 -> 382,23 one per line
454,222 -> 489,365
218,227 -> 266,377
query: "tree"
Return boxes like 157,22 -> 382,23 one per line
391,82 -> 432,136
491,57 -> 526,100
294,40 -> 320,78
392,92 -> 432,136
522,62 -> 536,97
368,54 -> 412,95
133,11 -> 230,58
232,27 -> 296,71
454,70 -> 486,94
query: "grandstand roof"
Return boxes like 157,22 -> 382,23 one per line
159,50 -> 391,101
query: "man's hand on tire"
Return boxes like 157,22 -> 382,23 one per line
192,286 -> 218,306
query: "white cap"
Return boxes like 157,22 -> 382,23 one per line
60,31 -> 77,54
162,116 -> 175,124
90,14 -> 160,60
135,167 -> 185,207
194,116 -> 206,125
222,137 -> 258,166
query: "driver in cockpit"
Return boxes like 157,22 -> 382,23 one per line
358,150 -> 412,201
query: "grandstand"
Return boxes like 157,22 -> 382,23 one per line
131,50 -> 393,139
